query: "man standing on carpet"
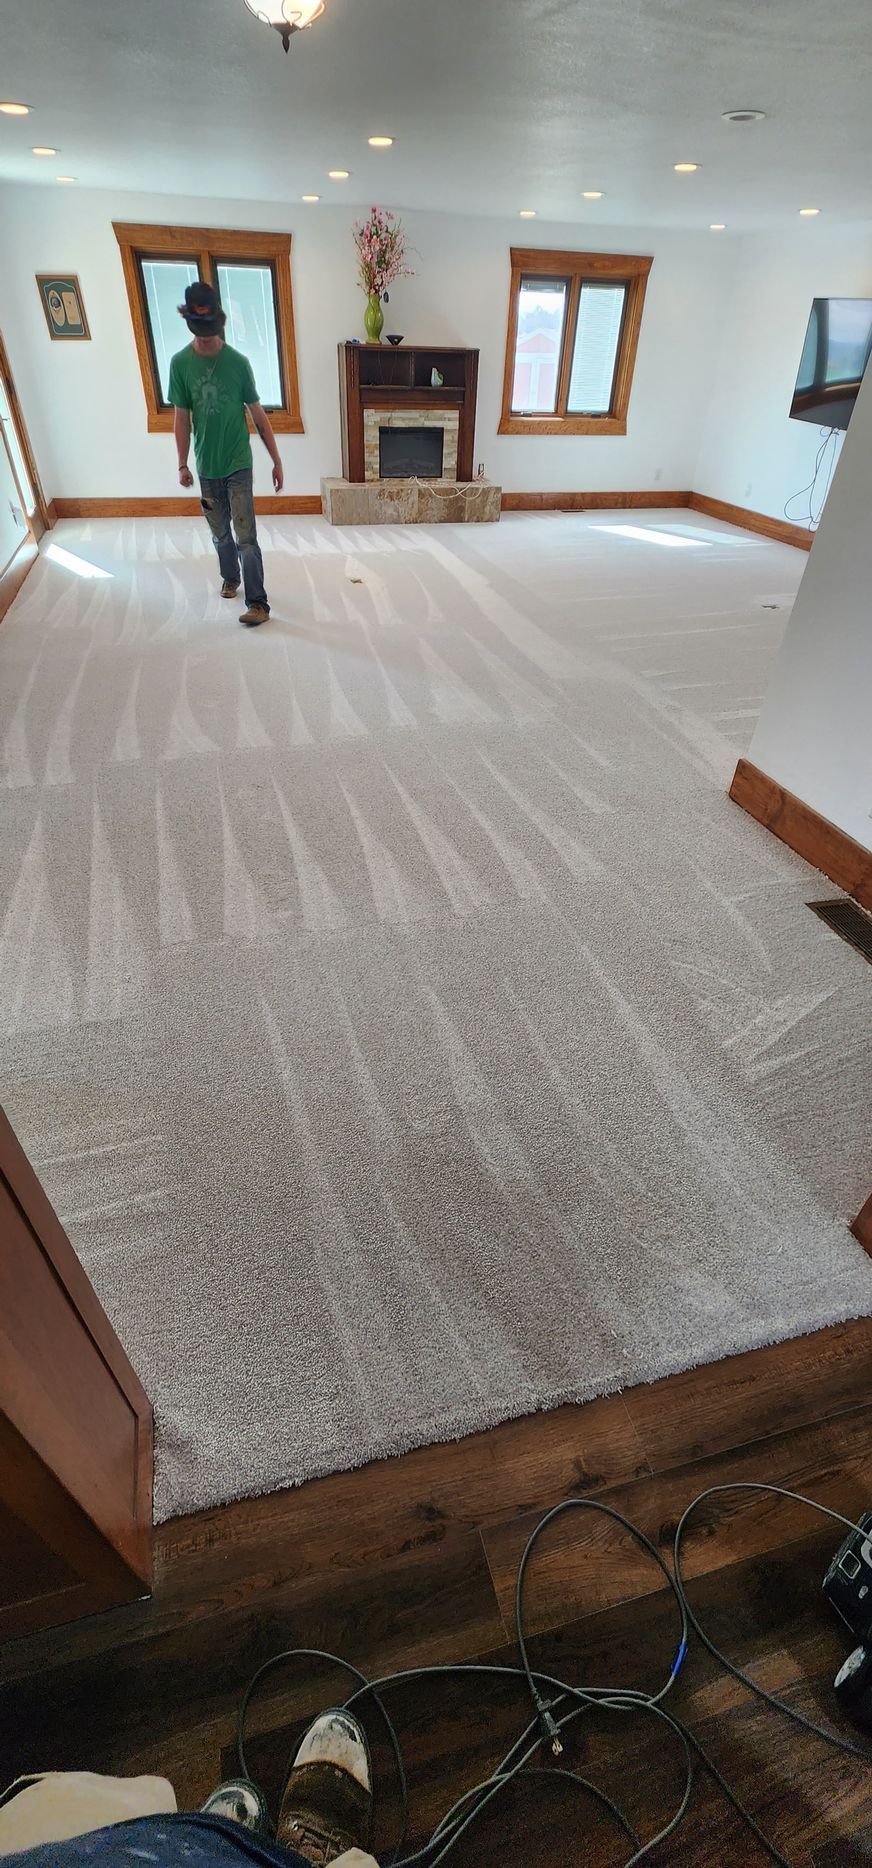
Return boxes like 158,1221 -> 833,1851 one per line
169,282 -> 283,628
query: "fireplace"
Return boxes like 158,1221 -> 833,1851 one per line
326,342 -> 501,523
338,344 -> 480,483
380,425 -> 444,479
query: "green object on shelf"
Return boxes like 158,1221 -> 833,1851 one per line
364,294 -> 384,343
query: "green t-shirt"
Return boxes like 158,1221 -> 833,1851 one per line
168,343 -> 259,480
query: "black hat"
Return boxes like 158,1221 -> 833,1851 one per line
178,282 -> 226,335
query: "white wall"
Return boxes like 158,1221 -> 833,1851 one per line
746,364 -> 872,852
3,182 -> 872,520
695,224 -> 872,522
0,183 -> 732,500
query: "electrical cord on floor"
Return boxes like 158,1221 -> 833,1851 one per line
674,1483 -> 872,1765
236,1486 -> 872,1865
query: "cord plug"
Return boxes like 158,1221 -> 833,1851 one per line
534,1694 -> 564,1756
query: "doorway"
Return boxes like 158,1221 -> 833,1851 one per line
0,329 -> 50,540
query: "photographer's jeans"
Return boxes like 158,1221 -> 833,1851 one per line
199,468 -> 269,611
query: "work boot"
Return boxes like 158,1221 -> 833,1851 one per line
240,602 -> 270,627
276,1709 -> 373,1865
220,581 -> 240,599
200,1777 -> 270,1833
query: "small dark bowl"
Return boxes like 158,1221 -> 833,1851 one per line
386,333 -> 404,346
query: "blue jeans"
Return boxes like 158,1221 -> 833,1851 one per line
199,468 -> 268,611
5,1813 -> 318,1867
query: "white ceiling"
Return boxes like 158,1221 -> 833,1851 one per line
1,0 -> 870,230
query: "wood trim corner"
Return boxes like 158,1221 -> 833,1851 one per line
612,269 -> 649,429
1,1103 -> 153,1635
0,535 -> 38,626
0,330 -> 51,534
272,237 -> 303,438
729,758 -> 872,911
851,1195 -> 872,1257
691,493 -> 813,551
115,235 -> 165,431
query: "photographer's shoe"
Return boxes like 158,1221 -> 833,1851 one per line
276,1709 -> 372,1865
200,1777 -> 269,1833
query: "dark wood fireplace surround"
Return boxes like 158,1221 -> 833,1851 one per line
338,342 -> 480,483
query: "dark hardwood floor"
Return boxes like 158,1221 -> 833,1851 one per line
3,1318 -> 872,1865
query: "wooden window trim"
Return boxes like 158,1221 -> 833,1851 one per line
113,222 -> 304,435
0,329 -> 51,536
499,247 -> 652,437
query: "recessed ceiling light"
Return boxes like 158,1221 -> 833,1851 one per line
368,135 -> 393,148
799,206 -> 820,216
722,108 -> 766,123
328,169 -> 350,179
710,222 -> 726,230
519,209 -> 537,218
674,162 -> 700,173
32,146 -> 57,156
301,193 -> 320,201
56,175 -> 76,183
583,191 -> 604,199
0,101 -> 30,115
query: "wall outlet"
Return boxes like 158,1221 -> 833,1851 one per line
477,462 -> 485,479
745,481 -> 753,498
654,466 -> 662,481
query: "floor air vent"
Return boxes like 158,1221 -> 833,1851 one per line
808,898 -> 872,965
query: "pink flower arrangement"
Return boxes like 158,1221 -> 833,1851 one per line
353,206 -> 413,299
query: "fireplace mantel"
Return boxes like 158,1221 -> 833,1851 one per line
338,342 -> 480,483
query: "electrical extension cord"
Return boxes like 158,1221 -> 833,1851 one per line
236,1484 -> 872,1867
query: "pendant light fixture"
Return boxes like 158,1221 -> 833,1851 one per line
244,0 -> 325,52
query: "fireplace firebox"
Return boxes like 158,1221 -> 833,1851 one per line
379,425 -> 444,479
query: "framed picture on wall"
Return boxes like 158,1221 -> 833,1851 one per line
36,274 -> 90,341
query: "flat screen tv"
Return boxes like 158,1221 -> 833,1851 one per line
790,297 -> 872,430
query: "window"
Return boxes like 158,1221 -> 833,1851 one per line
113,223 -> 303,434
500,248 -> 652,436
141,259 -> 200,405
215,263 -> 284,408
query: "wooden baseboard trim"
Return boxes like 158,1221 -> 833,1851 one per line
0,536 -> 38,626
730,758 -> 872,911
46,490 -> 817,549
45,499 -> 58,528
55,492 -> 693,520
851,1196 -> 872,1258
52,495 -> 322,519
690,492 -> 813,551
501,490 -> 692,512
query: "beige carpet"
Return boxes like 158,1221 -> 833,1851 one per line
1,509 -> 870,1520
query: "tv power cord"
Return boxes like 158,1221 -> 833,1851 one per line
236,1485 -> 872,1866
784,425 -> 841,529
